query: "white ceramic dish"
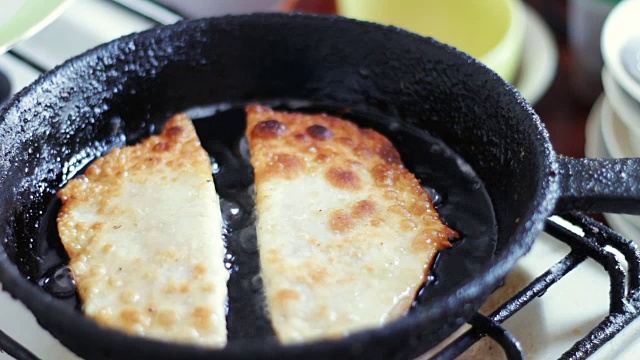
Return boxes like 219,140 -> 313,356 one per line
514,3 -> 559,105
585,94 -> 607,158
632,133 -> 640,157
604,212 -> 640,243
599,96 -> 637,159
601,67 -> 640,152
586,94 -> 640,240
601,0 -> 640,103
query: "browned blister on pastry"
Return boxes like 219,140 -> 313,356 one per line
245,105 -> 456,343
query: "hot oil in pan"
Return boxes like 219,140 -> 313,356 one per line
35,103 -> 497,343
192,107 -> 278,341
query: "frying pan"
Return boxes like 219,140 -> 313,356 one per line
1,14 -> 639,360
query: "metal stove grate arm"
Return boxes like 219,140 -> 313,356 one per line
0,328 -> 40,360
432,213 -> 640,360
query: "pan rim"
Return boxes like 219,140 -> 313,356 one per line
0,12 -> 560,358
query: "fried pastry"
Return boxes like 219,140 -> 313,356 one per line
245,105 -> 456,343
57,114 -> 227,347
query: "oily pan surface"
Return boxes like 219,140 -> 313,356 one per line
0,14 -> 557,360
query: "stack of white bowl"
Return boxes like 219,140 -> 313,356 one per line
585,0 -> 640,239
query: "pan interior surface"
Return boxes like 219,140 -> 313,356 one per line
32,101 -> 497,345
0,13 -> 556,360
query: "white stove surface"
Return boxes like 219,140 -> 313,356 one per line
1,1 -> 640,359
421,217 -> 640,360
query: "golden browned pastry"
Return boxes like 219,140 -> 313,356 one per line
57,114 -> 227,347
245,104 -> 456,343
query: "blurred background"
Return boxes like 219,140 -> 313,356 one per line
1,1 -> 640,359
1,0 -> 635,158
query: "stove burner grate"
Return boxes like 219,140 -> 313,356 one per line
1,213 -> 638,359
432,212 -> 640,360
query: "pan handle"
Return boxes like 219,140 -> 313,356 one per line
555,156 -> 640,214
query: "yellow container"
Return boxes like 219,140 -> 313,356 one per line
337,0 -> 526,83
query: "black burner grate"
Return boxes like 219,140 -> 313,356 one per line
432,212 -> 640,360
2,214 -> 637,359
0,329 -> 39,360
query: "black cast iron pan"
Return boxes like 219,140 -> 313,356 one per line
1,14 -> 640,360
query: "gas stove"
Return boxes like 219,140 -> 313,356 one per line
1,1 -> 640,359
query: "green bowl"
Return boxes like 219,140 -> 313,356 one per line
0,0 -> 73,54
337,0 -> 526,83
